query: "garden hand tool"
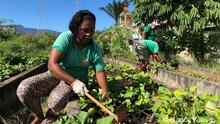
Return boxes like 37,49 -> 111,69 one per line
84,92 -> 127,122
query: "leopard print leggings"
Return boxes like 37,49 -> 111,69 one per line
132,40 -> 149,61
16,71 -> 79,116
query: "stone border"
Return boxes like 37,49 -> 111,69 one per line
105,57 -> 220,96
0,63 -> 48,115
156,68 -> 220,96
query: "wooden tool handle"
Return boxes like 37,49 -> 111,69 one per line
85,92 -> 118,121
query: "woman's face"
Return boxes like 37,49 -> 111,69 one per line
77,19 -> 95,44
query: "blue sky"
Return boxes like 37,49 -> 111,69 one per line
0,0 -> 134,32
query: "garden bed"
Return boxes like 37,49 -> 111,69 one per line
0,63 -> 47,116
54,63 -> 220,123
1,62 -> 220,124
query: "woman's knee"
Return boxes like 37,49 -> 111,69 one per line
47,81 -> 73,112
48,94 -> 79,114
17,71 -> 55,103
17,78 -> 34,103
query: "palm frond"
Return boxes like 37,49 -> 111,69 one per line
99,0 -> 127,23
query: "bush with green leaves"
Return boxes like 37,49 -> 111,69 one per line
55,63 -> 220,124
0,53 -> 48,81
132,0 -> 220,63
0,33 -> 57,81
94,25 -> 137,61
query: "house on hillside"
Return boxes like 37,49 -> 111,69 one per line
118,4 -> 143,39
118,4 -> 143,53
118,4 -> 132,28
0,25 -> 15,32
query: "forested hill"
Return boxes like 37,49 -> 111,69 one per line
0,24 -> 60,34
14,25 -> 60,34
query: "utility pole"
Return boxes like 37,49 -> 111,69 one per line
75,0 -> 80,11
38,0 -> 44,35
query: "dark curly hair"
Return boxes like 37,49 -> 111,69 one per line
69,10 -> 96,41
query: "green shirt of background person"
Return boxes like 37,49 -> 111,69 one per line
139,39 -> 161,63
142,21 -> 160,41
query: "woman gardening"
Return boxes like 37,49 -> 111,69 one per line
16,10 -> 109,124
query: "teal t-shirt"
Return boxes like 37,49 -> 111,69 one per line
139,40 -> 159,54
145,24 -> 156,40
52,31 -> 104,79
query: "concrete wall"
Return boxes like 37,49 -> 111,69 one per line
106,57 -> 220,96
0,63 -> 47,115
156,68 -> 220,96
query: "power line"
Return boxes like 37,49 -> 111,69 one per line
38,0 -> 45,34
22,0 -> 38,9
0,0 -> 38,16
12,0 -> 38,10
75,0 -> 80,11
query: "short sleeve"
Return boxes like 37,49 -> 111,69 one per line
145,24 -> 151,33
91,43 -> 104,71
153,43 -> 159,53
52,31 -> 72,53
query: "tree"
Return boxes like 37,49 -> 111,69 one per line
99,0 -> 127,24
132,0 -> 220,63
0,19 -> 15,41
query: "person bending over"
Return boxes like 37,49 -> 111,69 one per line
134,39 -> 162,72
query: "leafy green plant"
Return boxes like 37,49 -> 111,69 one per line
132,0 -> 220,63
0,32 -> 56,81
94,25 -> 137,61
0,54 -> 48,81
56,63 -> 220,123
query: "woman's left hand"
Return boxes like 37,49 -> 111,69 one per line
102,92 -> 111,101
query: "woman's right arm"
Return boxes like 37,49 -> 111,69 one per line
153,53 -> 161,62
142,24 -> 151,39
48,48 -> 76,85
48,48 -> 88,95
